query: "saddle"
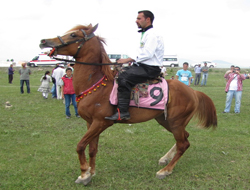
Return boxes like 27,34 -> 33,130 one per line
114,65 -> 163,105
110,66 -> 169,110
130,77 -> 163,105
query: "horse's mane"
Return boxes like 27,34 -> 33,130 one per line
67,25 -> 115,81
66,25 -> 90,33
97,36 -> 115,81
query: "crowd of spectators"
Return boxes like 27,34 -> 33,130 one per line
8,61 -> 249,115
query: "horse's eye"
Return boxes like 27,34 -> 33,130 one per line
71,33 -> 77,37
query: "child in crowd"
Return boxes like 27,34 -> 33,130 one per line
61,68 -> 80,119
38,71 -> 51,99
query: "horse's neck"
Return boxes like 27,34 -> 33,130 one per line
73,63 -> 104,95
72,40 -> 114,95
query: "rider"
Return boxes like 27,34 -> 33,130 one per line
105,10 -> 164,121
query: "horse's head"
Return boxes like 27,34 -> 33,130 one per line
40,24 -> 98,58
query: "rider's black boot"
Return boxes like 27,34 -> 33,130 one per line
105,93 -> 130,121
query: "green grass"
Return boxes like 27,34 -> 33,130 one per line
0,67 -> 250,189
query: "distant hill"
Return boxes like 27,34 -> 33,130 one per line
178,58 -> 249,69
178,58 -> 195,65
178,58 -> 235,68
212,60 -> 234,68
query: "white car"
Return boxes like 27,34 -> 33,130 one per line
107,54 -> 129,62
162,55 -> 179,67
27,53 -> 69,67
191,61 -> 217,68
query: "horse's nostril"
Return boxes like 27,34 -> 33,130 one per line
41,39 -> 46,44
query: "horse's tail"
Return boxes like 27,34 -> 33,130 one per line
194,91 -> 217,129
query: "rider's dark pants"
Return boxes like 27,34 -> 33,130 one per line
117,63 -> 161,112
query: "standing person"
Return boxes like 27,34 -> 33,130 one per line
200,62 -> 209,86
225,65 -> 235,82
175,62 -> 192,86
223,66 -> 245,113
8,64 -> 14,84
19,62 -> 31,94
61,68 -> 80,118
160,66 -> 167,78
37,71 -> 51,99
52,64 -> 65,99
51,64 -> 59,98
66,63 -> 74,74
194,64 -> 202,85
105,10 -> 164,121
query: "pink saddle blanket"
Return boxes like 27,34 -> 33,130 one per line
110,79 -> 169,110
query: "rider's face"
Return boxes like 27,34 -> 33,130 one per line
136,13 -> 147,29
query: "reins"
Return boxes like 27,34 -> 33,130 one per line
51,56 -> 123,66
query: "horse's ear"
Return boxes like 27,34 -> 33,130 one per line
91,24 -> 98,33
88,23 -> 93,28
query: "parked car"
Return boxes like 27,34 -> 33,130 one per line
191,61 -> 217,68
107,54 -> 129,62
27,53 -> 70,67
107,53 -> 130,67
162,55 -> 179,67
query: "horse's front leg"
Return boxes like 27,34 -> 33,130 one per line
75,120 -> 110,185
75,135 -> 99,185
75,122 -> 92,185
88,135 -> 100,176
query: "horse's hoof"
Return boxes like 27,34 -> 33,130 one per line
75,175 -> 92,185
156,170 -> 172,179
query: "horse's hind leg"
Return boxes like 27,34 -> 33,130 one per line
155,117 -> 176,165
155,116 -> 177,165
158,131 -> 189,166
156,129 -> 190,179
155,115 -> 190,178
158,144 -> 177,165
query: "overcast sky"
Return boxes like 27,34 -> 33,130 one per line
0,0 -> 250,67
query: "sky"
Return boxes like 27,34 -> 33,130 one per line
0,0 -> 250,67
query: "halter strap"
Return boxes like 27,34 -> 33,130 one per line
73,30 -> 95,58
54,29 -> 96,58
57,36 -> 66,45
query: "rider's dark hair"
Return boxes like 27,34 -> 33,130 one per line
138,10 -> 154,24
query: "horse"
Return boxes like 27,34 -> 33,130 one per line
40,24 -> 217,185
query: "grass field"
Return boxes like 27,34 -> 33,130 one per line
0,67 -> 250,189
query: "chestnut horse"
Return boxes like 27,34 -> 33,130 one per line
40,24 -> 217,185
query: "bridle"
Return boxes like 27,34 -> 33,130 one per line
49,29 -> 95,59
48,29 -> 122,66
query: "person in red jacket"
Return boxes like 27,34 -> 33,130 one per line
61,68 -> 80,119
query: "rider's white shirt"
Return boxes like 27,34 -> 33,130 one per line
134,28 -> 164,67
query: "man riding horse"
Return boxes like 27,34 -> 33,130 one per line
105,10 -> 164,121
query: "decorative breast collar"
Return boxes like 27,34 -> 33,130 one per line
76,75 -> 107,102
